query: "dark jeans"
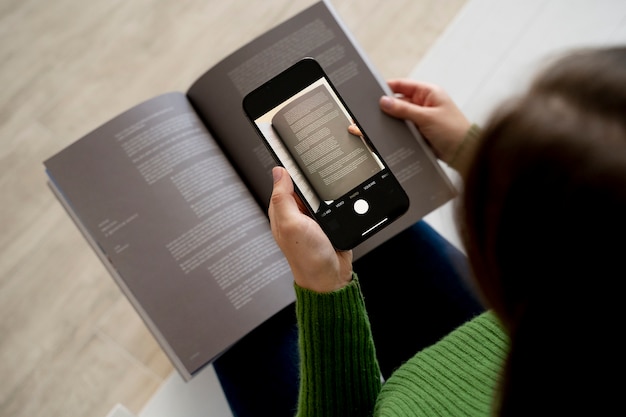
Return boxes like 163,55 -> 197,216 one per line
213,220 -> 484,417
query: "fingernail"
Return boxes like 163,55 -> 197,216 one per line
272,166 -> 283,182
380,95 -> 393,110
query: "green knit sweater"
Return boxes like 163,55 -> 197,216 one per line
294,277 -> 508,417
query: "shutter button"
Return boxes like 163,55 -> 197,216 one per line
353,199 -> 369,214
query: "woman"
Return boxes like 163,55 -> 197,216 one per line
267,46 -> 626,416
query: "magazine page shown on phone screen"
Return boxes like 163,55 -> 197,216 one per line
245,58 -> 410,250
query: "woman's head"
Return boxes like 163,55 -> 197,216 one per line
461,46 -> 626,328
459,46 -> 626,414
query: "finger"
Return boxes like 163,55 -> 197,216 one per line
270,166 -> 316,223
379,94 -> 431,126
268,166 -> 298,222
387,78 -> 436,99
348,124 -> 362,136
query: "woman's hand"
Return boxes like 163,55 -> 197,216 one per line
268,166 -> 353,293
380,79 -> 471,164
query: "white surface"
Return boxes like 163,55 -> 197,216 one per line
134,1 -> 626,416
139,365 -> 233,417
422,0 -> 626,250
106,404 -> 137,417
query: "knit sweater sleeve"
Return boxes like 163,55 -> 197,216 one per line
295,274 -> 382,417
374,311 -> 508,417
447,123 -> 482,176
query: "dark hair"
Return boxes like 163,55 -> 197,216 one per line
459,46 -> 626,415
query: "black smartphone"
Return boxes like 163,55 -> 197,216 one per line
243,57 -> 410,250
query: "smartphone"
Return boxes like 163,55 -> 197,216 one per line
243,57 -> 410,250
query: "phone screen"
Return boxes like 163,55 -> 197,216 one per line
253,78 -> 385,211
244,58 -> 409,250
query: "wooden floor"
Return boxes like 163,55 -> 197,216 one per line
0,0 -> 465,415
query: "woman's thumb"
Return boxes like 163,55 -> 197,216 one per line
270,166 -> 295,210
272,166 -> 284,184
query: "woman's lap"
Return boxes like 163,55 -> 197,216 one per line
214,220 -> 484,416
212,303 -> 299,417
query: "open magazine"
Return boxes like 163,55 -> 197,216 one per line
43,0 -> 456,381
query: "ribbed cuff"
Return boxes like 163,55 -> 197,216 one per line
448,123 -> 482,175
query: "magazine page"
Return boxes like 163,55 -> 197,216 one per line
43,92 -> 296,380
